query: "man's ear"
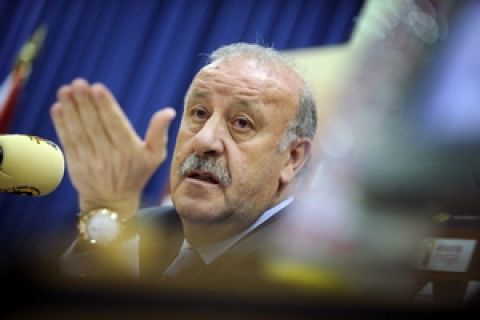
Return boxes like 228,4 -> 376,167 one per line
280,138 -> 312,185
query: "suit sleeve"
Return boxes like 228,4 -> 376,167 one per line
59,235 -> 140,279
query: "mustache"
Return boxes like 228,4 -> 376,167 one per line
179,154 -> 231,187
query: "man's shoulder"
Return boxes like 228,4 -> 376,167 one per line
136,206 -> 183,237
136,205 -> 182,237
138,205 -> 177,219
138,205 -> 179,222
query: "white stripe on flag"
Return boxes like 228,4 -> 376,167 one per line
0,73 -> 14,114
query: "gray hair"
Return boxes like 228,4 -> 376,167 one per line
209,43 -> 317,152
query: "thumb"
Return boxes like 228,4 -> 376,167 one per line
144,107 -> 176,158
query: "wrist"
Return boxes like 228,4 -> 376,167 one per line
77,207 -> 139,247
77,208 -> 122,246
79,195 -> 140,220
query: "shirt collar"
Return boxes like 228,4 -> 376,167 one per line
181,196 -> 294,264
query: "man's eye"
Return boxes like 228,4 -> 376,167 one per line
191,108 -> 208,121
232,117 -> 253,130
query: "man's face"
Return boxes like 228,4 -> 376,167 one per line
170,57 -> 300,236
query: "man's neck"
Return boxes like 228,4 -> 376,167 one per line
182,195 -> 291,247
185,196 -> 294,263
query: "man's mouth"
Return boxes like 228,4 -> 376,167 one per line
185,170 -> 220,185
179,154 -> 232,186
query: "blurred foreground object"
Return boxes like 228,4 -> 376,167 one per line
261,0 -> 479,307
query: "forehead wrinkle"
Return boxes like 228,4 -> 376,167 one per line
195,72 -> 283,102
189,88 -> 210,100
198,63 -> 271,90
191,59 -> 300,113
189,81 -> 258,108
226,96 -> 260,112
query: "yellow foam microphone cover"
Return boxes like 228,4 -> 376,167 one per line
0,134 -> 65,196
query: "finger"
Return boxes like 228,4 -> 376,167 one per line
144,107 -> 176,159
90,83 -> 140,148
70,79 -> 113,152
50,102 -> 75,156
57,85 -> 94,156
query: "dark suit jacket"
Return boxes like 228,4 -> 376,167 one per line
136,204 -> 293,286
61,204 -> 294,289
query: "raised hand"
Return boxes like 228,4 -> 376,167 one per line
50,78 -> 176,219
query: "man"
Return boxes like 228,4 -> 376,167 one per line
52,43 -> 317,285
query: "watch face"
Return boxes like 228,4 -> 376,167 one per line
86,213 -> 120,244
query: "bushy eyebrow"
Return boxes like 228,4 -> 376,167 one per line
184,88 -> 266,128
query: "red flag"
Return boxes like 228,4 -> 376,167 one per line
0,65 -> 23,133
0,25 -> 46,133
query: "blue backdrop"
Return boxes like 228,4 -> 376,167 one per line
0,0 -> 363,264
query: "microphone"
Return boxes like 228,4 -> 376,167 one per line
0,134 -> 65,196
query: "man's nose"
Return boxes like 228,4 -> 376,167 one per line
192,116 -> 225,157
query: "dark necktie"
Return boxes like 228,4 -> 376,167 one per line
163,247 -> 205,280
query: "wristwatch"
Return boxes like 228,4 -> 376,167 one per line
77,208 -> 122,246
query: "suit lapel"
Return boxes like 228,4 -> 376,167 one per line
193,206 -> 293,281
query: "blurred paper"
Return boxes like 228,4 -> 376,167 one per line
416,238 -> 476,272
